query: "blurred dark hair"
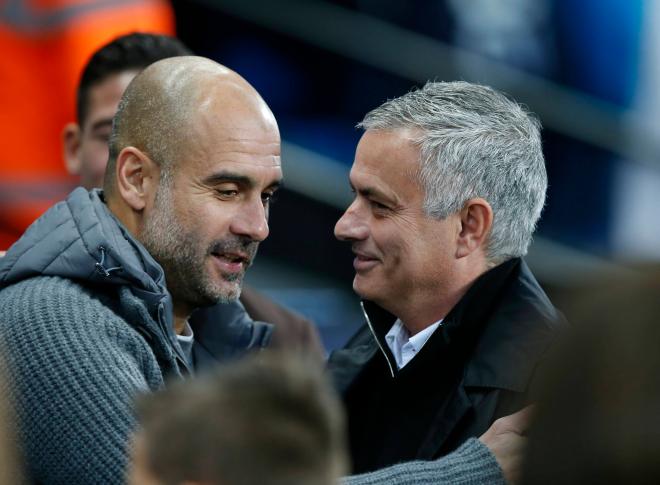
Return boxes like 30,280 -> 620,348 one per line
522,268 -> 660,484
77,32 -> 191,125
135,351 -> 348,485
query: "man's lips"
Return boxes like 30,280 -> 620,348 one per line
352,250 -> 379,272
211,252 -> 250,273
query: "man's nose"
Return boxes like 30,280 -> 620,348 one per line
334,200 -> 368,241
231,198 -> 269,242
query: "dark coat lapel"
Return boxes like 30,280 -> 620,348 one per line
327,301 -> 396,393
329,257 -> 564,459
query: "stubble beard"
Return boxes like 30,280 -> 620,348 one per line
141,181 -> 258,309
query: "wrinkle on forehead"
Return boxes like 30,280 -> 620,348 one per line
212,155 -> 282,167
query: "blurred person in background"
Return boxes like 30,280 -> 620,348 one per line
522,269 -> 660,484
330,81 -> 564,473
129,351 -> 348,485
62,32 -> 192,191
0,0 -> 175,249
62,31 -> 323,359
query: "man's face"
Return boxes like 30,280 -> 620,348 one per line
64,70 -> 138,189
334,129 -> 460,314
141,91 -> 282,311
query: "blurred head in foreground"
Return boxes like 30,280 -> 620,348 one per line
522,268 -> 660,484
130,352 -> 348,485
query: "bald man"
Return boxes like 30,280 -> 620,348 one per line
60,32 -> 322,361
0,56 -> 284,484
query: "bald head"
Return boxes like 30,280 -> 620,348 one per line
104,55 -> 282,326
105,56 -> 276,197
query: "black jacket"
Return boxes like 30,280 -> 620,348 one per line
328,258 -> 564,473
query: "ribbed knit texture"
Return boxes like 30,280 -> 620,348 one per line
0,275 -> 165,484
343,438 -> 504,485
0,188 -> 266,484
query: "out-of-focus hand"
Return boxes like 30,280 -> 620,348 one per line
0,251 -> 5,257
479,406 -> 534,484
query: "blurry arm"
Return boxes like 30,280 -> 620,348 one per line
342,407 -> 533,485
240,285 -> 325,361
342,438 -> 504,485
478,406 -> 532,484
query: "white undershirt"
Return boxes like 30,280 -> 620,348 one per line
385,319 -> 443,369
176,320 -> 195,365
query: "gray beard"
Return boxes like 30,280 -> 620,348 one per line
140,183 -> 257,309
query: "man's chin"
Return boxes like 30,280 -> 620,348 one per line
190,278 -> 243,308
214,278 -> 243,304
352,275 -> 379,301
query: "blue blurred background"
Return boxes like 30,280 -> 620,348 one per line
165,0 -> 660,350
3,0 -> 659,351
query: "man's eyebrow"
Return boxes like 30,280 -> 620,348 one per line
203,171 -> 282,191
351,182 -> 392,201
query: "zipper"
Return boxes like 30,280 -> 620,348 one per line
360,301 -> 395,378
156,301 -> 192,375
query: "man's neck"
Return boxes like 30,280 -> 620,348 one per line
395,265 -> 488,336
396,294 -> 460,336
172,305 -> 192,335
105,192 -> 141,236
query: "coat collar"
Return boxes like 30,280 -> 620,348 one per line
459,259 -> 562,391
190,300 -> 273,371
334,258 -> 562,394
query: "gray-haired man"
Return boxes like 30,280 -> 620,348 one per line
330,81 -> 562,474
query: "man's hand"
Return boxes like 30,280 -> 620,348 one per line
479,406 -> 533,484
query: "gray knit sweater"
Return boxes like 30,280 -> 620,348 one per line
0,276 -> 167,483
344,438 -> 504,484
0,189 -> 193,483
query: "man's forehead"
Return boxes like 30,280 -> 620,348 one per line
89,70 -> 137,109
350,146 -> 417,185
196,158 -> 283,185
349,129 -> 423,201
209,158 -> 282,170
349,164 -> 398,200
85,70 -> 137,126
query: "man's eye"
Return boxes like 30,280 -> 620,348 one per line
261,191 -> 278,205
94,132 -> 111,144
370,200 -> 389,211
216,189 -> 238,198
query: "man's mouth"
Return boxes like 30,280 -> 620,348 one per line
352,250 -> 379,272
211,252 -> 250,274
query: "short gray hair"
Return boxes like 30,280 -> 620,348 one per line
358,81 -> 547,264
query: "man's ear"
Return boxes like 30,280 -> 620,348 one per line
62,123 -> 82,175
456,198 -> 493,258
115,147 -> 160,211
